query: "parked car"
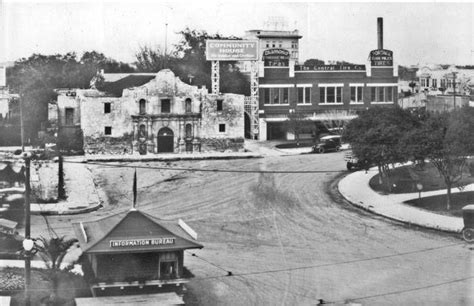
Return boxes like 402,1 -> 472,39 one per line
312,135 -> 342,153
344,150 -> 372,171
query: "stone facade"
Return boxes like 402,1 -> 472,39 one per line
55,70 -> 245,154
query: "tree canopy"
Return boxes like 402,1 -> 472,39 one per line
135,28 -> 250,95
6,52 -> 134,141
345,106 -> 474,207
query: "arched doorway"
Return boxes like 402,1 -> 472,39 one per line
244,112 -> 251,139
157,127 -> 174,153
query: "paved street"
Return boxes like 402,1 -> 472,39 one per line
29,152 -> 473,305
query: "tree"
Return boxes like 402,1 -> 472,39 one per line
344,107 -> 416,191
303,58 -> 325,66
134,45 -> 168,72
408,81 -> 417,93
6,52 -> 134,141
171,28 -> 250,95
35,236 -> 78,305
410,107 -> 474,209
320,109 -> 357,136
284,110 -> 316,146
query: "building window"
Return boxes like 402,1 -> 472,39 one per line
291,41 -> 298,49
65,108 -> 74,125
297,87 -> 311,104
104,102 -> 111,114
440,79 -> 446,88
421,79 -> 426,87
265,88 -> 290,105
432,79 -> 437,88
161,99 -> 171,113
219,124 -> 226,133
272,41 -> 276,48
370,87 -> 395,103
378,87 -> 385,102
370,87 -> 377,102
216,99 -> 223,111
185,98 -> 192,113
319,86 -> 343,104
266,41 -> 270,48
139,99 -> 146,114
279,41 -> 282,47
350,86 -> 363,103
447,79 -> 453,88
104,126 -> 112,135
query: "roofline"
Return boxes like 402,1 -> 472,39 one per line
81,245 -> 203,255
73,209 -> 203,252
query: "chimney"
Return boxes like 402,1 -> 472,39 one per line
377,17 -> 383,50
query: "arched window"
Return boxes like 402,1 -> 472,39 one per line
185,98 -> 192,113
185,123 -> 193,138
139,99 -> 146,114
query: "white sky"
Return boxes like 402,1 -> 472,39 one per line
0,0 -> 473,66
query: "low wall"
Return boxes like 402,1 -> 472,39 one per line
200,137 -> 245,153
84,135 -> 134,155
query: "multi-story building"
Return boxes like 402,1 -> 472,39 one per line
257,18 -> 398,140
54,69 -> 245,154
418,64 -> 474,95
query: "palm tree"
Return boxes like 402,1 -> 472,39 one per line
35,236 -> 78,305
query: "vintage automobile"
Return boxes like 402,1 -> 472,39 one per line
344,150 -> 372,171
311,135 -> 342,154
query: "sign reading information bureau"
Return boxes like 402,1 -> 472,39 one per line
206,40 -> 258,61
110,238 -> 175,248
369,49 -> 393,66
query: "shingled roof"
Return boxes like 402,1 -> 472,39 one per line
72,209 -> 203,254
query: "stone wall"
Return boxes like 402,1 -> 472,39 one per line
200,137 -> 245,152
84,135 -> 134,155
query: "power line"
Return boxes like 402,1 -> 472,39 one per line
337,275 -> 474,303
63,160 -> 354,174
189,242 -> 462,281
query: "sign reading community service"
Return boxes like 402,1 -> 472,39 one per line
369,49 -> 393,66
110,238 -> 175,247
206,40 -> 258,61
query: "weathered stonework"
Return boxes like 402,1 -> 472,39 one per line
55,70 -> 245,154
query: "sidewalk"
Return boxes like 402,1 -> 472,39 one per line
338,168 -> 467,233
31,159 -> 102,215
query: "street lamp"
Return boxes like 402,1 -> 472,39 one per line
22,152 -> 32,306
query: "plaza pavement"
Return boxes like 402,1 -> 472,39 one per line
7,141 -> 467,233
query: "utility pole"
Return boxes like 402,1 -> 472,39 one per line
19,94 -> 24,152
164,23 -> 168,70
452,71 -> 458,109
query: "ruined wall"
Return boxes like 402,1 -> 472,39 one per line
200,94 -> 245,152
84,134 -> 134,155
57,94 -> 81,126
79,94 -> 130,137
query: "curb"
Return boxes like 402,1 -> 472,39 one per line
338,170 -> 464,234
81,153 -> 263,163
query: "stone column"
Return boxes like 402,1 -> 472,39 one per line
146,119 -> 154,153
132,121 -> 138,153
179,119 -> 185,153
192,119 -> 201,152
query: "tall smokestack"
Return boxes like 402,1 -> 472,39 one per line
377,17 -> 383,50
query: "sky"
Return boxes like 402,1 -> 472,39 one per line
0,0 -> 473,66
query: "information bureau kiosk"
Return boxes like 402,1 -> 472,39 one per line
72,208 -> 203,297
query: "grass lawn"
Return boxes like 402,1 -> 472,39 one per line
369,161 -> 474,194
369,160 -> 474,217
405,191 -> 474,218
0,267 -> 90,306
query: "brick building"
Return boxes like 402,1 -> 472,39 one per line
257,18 -> 398,140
